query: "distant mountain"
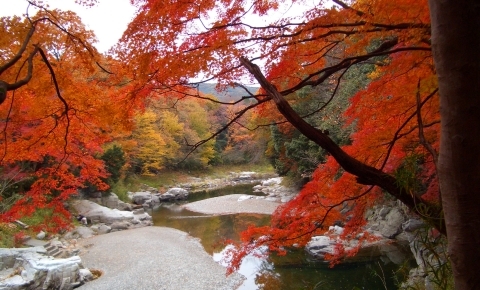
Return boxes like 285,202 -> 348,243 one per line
197,83 -> 260,103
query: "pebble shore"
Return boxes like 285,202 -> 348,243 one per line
77,226 -> 244,290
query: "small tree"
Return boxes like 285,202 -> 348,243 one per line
101,145 -> 126,185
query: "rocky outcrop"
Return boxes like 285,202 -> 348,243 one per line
71,200 -> 153,233
305,202 -> 417,265
365,205 -> 407,239
0,247 -> 90,290
305,226 -> 409,264
131,191 -> 155,205
159,188 -> 189,201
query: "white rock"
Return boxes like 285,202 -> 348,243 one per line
36,231 -> 46,240
262,177 -> 282,186
237,195 -> 254,201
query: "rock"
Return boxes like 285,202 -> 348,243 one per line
305,226 -> 408,264
132,208 -> 145,215
158,188 -> 189,202
158,193 -> 175,202
380,208 -> 406,238
261,177 -> 282,186
131,192 -> 153,205
75,226 -> 95,239
36,231 -> 46,240
379,243 -> 409,265
79,268 -> 93,282
165,188 -> 189,199
117,201 -> 133,211
0,248 -> 85,290
402,219 -> 425,232
142,200 -> 153,208
237,195 -> 254,201
96,224 -> 112,235
135,212 -> 152,222
102,192 -> 120,209
379,206 -> 391,219
111,221 -> 130,230
99,192 -> 132,211
72,200 -> 134,224
71,199 -> 152,233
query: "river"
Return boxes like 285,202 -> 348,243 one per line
150,183 -> 401,289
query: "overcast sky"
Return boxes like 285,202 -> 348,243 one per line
0,0 -> 327,55
0,0 -> 137,53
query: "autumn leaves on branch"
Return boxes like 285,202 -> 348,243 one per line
1,0 -> 443,264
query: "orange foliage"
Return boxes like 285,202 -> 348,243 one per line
115,0 -> 441,269
0,6 -> 132,229
3,0 -> 441,268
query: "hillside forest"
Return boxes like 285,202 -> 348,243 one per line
0,0 -> 479,288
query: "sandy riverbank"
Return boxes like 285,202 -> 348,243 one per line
77,226 -> 244,290
184,194 -> 281,215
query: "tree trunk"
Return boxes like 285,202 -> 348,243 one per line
428,0 -> 480,288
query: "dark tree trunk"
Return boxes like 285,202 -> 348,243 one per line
428,0 -> 480,288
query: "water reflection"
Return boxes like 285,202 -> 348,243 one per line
151,184 -> 401,289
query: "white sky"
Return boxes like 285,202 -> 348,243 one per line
0,0 -> 137,53
0,0 -> 329,55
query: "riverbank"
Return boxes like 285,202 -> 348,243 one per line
77,226 -> 244,290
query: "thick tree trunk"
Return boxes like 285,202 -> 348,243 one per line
428,0 -> 480,288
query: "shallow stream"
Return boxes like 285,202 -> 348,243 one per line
151,183 -> 400,289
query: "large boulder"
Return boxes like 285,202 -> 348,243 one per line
131,191 -> 153,205
0,247 -> 87,290
101,192 -> 132,211
72,200 -> 134,224
366,205 -> 407,239
380,208 -> 406,238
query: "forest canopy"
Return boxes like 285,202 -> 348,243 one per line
1,0 -> 480,288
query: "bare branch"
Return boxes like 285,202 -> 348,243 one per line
332,0 -> 365,16
37,46 -> 70,157
416,80 -> 439,166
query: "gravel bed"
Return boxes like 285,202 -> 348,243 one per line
183,194 -> 281,215
77,227 -> 244,290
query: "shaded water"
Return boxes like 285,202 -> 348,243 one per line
151,184 -> 400,289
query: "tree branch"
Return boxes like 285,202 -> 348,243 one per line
239,56 -> 445,234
